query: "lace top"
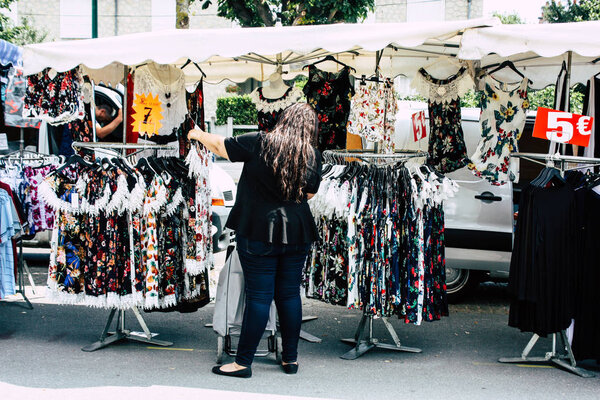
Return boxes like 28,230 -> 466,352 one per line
133,63 -> 187,136
411,68 -> 473,173
250,86 -> 303,132
347,79 -> 398,153
411,67 -> 474,104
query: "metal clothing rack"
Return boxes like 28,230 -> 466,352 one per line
323,149 -> 428,166
68,141 -> 177,351
0,128 -> 53,309
498,152 -> 600,378
72,141 -> 177,159
324,149 -> 426,360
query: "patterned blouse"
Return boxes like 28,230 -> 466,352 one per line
468,76 -> 530,185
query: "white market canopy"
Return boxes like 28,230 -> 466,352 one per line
22,18 -> 600,89
459,21 -> 600,89
23,18 -> 495,84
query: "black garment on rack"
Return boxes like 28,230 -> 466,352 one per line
571,188 -> 600,362
224,132 -> 322,244
508,179 -> 578,337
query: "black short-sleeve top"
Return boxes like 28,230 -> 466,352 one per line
224,132 -> 322,244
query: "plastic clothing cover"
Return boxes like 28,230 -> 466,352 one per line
212,247 -> 276,337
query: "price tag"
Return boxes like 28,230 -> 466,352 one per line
411,111 -> 427,142
131,93 -> 164,137
532,107 -> 593,147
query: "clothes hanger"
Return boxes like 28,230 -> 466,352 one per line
48,154 -> 92,177
303,55 -> 356,72
180,58 -> 207,78
422,56 -> 463,71
487,60 -> 533,84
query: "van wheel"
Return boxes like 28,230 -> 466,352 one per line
445,268 -> 480,303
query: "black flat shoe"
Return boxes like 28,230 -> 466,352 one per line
211,365 -> 252,378
281,363 -> 298,375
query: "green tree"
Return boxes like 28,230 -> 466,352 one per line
541,0 -> 600,22
198,0 -> 375,27
492,11 -> 524,24
0,0 -> 47,45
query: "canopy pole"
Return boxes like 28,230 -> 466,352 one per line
122,66 -> 129,156
565,51 -> 573,155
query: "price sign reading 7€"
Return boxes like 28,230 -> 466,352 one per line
131,93 -> 163,137
532,107 -> 594,147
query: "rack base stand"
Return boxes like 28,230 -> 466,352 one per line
498,330 -> 595,378
340,315 -> 421,360
82,308 -> 173,352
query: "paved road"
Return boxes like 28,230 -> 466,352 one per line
1,260 -> 599,399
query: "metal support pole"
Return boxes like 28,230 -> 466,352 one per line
122,67 -> 129,156
91,0 -> 98,39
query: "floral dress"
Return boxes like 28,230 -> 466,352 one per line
347,79 -> 398,153
22,165 -> 56,234
250,86 -> 303,132
23,68 -> 85,125
412,67 -> 473,173
468,77 -> 530,185
303,66 -> 355,151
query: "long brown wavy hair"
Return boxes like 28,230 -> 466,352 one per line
261,103 -> 318,202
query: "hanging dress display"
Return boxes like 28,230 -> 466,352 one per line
250,86 -> 303,133
347,79 -> 398,153
39,147 -> 212,310
177,79 -> 206,159
508,172 -> 576,336
468,76 -> 530,185
303,66 -> 354,152
305,160 -> 457,324
133,63 -> 187,156
412,67 -> 473,173
23,68 -> 85,125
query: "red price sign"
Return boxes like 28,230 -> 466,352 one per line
412,111 -> 427,142
532,107 -> 594,147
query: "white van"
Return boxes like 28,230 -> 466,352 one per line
395,102 -> 542,301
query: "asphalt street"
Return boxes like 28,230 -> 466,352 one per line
1,259 -> 599,400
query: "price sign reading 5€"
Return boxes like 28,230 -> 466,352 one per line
131,93 -> 163,137
532,107 -> 594,147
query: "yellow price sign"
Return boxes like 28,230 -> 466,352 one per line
131,93 -> 163,137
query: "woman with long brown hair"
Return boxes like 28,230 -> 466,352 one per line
188,103 -> 322,378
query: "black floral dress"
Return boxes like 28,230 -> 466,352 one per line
412,68 -> 473,173
303,66 -> 355,151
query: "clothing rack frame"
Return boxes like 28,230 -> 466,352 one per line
323,149 -> 427,360
68,141 -> 178,351
322,149 -> 428,167
0,128 -> 47,309
498,151 -> 600,378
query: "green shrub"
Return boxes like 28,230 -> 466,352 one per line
216,95 -> 258,126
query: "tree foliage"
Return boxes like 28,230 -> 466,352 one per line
0,0 -> 47,45
541,0 -> 600,22
492,11 -> 524,24
198,0 -> 375,27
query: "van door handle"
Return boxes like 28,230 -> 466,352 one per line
475,192 -> 502,203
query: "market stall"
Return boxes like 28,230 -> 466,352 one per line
7,18 -> 600,377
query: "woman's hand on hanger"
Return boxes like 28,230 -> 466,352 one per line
188,128 -> 230,160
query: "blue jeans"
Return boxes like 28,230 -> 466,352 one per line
235,235 -> 311,367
